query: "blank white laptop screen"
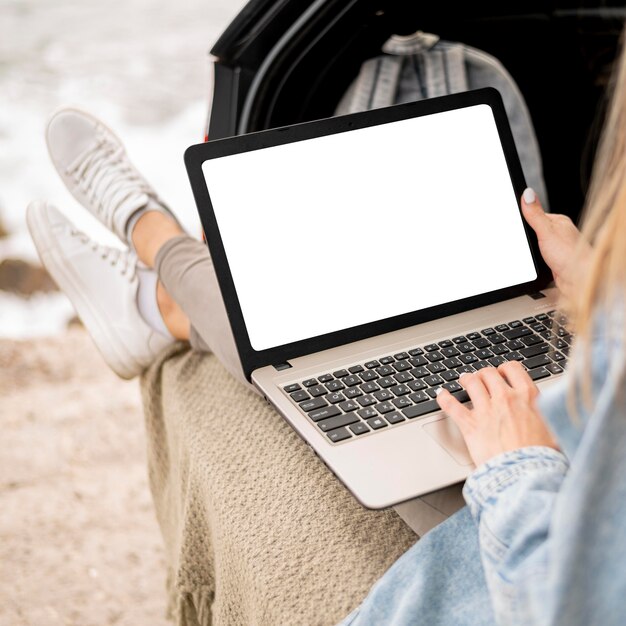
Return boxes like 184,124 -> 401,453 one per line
202,104 -> 537,352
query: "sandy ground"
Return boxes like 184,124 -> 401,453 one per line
0,328 -> 170,626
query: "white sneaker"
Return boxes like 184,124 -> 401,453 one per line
27,201 -> 174,379
45,108 -> 174,244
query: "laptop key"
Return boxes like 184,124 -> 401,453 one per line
317,412 -> 359,432
308,385 -> 328,397
327,392 -> 345,404
488,356 -> 507,367
339,400 -> 359,412
426,387 -> 440,399
426,362 -> 446,374
326,380 -> 345,392
456,365 -> 476,374
376,365 -> 395,376
302,378 -> 318,387
471,337 -> 490,349
403,399 -> 441,419
393,397 -> 412,409
424,374 -> 444,386
520,343 -> 549,359
457,343 -> 475,353
284,383 -> 301,393
521,334 -> 542,346
333,369 -> 349,378
475,348 -> 494,359
409,355 -> 428,367
318,374 -> 333,383
409,347 -> 424,356
360,381 -> 380,393
364,360 -> 380,369
410,366 -> 430,378
529,367 -> 551,381
290,390 -> 310,402
349,365 -> 364,374
552,351 -> 565,361
451,389 -> 470,403
440,347 -> 460,357
393,360 -> 412,372
424,344 -> 439,352
442,357 -> 462,369
481,327 -> 495,335
409,390 -> 429,403
343,375 -> 361,387
438,340 -> 454,348
441,370 -> 459,381
394,372 -> 413,383
358,407 -> 377,419
459,353 -> 478,364
379,356 -> 395,364
327,427 -> 352,443
357,394 -> 376,407
467,332 -> 481,341
452,336 -> 467,344
442,381 -> 463,393
376,402 -> 395,414
523,354 -> 552,369
359,370 -> 378,382
394,352 -> 409,360
408,379 -> 427,392
344,387 -> 362,399
373,389 -> 394,402
309,405 -> 341,422
349,422 -> 370,436
392,384 -> 411,396
546,362 -> 564,374
495,324 -> 509,332
378,376 -> 396,388
473,361 -> 490,371
503,327 -> 531,340
426,351 -> 444,362
489,333 -> 507,344
509,320 -> 523,328
505,351 -> 524,361
386,411 -> 406,424
300,397 -> 328,412
491,344 -> 509,355
367,416 -> 388,430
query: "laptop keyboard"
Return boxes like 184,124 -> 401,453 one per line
282,311 -> 571,444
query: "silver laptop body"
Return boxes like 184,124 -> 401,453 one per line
186,89 -> 565,509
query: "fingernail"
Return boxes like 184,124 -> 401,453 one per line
523,187 -> 537,205
435,387 -> 444,396
458,372 -> 468,379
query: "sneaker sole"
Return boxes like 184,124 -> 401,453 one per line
27,204 -> 142,379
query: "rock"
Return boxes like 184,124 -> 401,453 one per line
0,215 -> 8,239
0,258 -> 58,295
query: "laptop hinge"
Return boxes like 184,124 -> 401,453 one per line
529,291 -> 547,300
273,362 -> 293,372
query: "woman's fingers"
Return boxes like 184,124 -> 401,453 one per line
521,187 -> 549,236
497,361 -> 538,397
458,371 -> 490,409
475,367 -> 510,396
436,388 -> 473,431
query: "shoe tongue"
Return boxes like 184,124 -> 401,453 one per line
114,192 -> 150,239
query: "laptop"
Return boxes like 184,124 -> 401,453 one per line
185,88 -> 567,509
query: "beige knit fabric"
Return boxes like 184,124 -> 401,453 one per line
141,344 -> 418,626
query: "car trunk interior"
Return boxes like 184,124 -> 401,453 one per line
208,0 -> 626,223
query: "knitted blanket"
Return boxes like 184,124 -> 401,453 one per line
141,344 -> 417,626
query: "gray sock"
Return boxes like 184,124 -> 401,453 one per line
136,267 -> 173,339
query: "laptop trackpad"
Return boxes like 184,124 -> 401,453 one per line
423,418 -> 473,466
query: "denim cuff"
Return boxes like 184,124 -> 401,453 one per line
463,446 -> 569,520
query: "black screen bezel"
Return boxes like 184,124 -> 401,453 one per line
185,88 -> 551,380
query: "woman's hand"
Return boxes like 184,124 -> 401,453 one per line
521,188 -> 590,299
436,361 -> 559,467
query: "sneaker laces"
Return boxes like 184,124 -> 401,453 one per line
66,128 -> 153,231
70,229 -> 137,280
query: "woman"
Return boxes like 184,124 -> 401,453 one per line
28,33 -> 626,625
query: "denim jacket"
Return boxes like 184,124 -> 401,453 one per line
341,312 -> 626,626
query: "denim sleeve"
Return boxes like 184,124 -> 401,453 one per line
462,446 -> 569,625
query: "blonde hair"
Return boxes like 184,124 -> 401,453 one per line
565,30 -> 626,402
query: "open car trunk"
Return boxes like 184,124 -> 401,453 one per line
206,0 -> 626,223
